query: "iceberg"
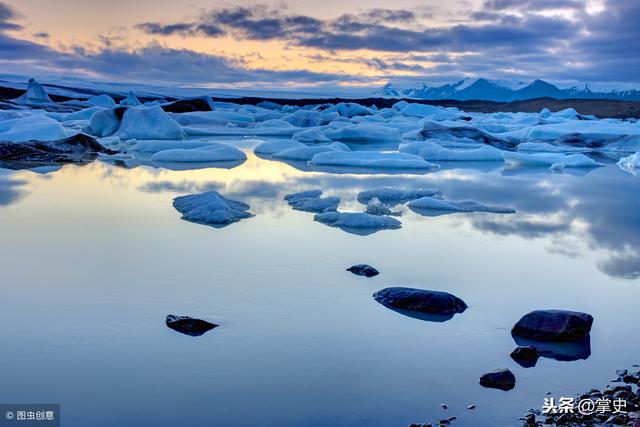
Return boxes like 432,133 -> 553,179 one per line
516,142 -> 587,153
401,141 -> 504,161
292,128 -> 332,143
502,152 -> 604,168
314,211 -> 401,235
173,110 -> 255,127
408,197 -> 516,214
120,91 -> 141,106
14,79 -> 52,105
0,115 -> 69,142
150,143 -> 246,163
173,191 -> 254,227
87,94 -> 116,108
133,140 -> 219,153
282,110 -> 339,127
253,140 -> 306,155
322,102 -> 371,118
400,103 -> 457,121
89,108 -> 121,137
618,152 -> 640,175
324,124 -> 400,142
357,187 -> 442,205
116,106 -> 185,140
364,198 -> 398,216
273,142 -> 349,161
284,190 -> 340,213
309,151 -> 437,170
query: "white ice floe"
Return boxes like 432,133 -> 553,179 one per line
253,140 -> 306,155
314,211 -> 401,232
0,114 -> 69,142
14,79 -> 52,105
132,140 -> 218,153
255,119 -> 295,128
365,198 -> 397,216
516,142 -> 587,153
87,94 -> 116,108
117,106 -> 185,140
120,91 -> 141,106
173,110 -> 255,127
282,110 -> 340,127
309,151 -> 438,170
322,102 -> 372,118
284,190 -> 340,213
400,104 -> 457,121
502,151 -> 604,168
357,187 -> 442,205
401,141 -> 504,161
89,109 -> 120,137
408,197 -> 516,214
150,143 -> 246,163
173,191 -> 254,227
272,142 -> 349,161
293,127 -> 332,143
618,152 -> 640,175
324,124 -> 401,142
515,121 -> 640,140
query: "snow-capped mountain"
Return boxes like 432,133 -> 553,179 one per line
380,78 -> 640,101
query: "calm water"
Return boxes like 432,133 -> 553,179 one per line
0,141 -> 639,427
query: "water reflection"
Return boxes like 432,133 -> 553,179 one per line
512,334 -> 592,362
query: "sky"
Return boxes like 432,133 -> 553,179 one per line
0,0 -> 638,90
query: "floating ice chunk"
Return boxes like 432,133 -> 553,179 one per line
273,142 -> 349,161
400,104 -> 457,121
516,142 -> 587,153
418,121 -> 512,150
133,140 -> 218,153
324,124 -> 400,142
255,119 -> 295,128
618,152 -> 640,175
87,94 -> 116,108
408,197 -> 516,214
365,198 -> 397,216
284,190 -> 340,213
314,211 -> 401,235
502,151 -> 604,168
14,79 -> 52,104
322,102 -> 371,118
401,141 -> 503,161
254,140 -> 306,155
257,101 -> 282,110
173,191 -> 254,227
0,115 -> 68,142
282,110 -> 339,127
517,121 -> 640,140
173,110 -> 255,127
539,108 -> 552,119
120,91 -> 141,106
150,143 -> 246,163
391,101 -> 409,111
116,106 -> 185,140
357,187 -> 442,205
309,151 -> 437,170
89,108 -> 121,137
293,127 -> 332,143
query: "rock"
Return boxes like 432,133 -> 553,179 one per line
162,97 -> 213,113
347,264 -> 379,278
510,346 -> 540,368
479,368 -> 516,391
373,287 -> 467,316
512,309 -> 593,342
467,404 -> 476,410
0,134 -> 115,166
165,314 -> 218,336
440,404 -> 448,409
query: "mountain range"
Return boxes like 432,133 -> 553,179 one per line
380,78 -> 640,102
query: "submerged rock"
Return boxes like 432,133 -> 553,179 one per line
373,287 -> 467,315
166,314 -> 217,336
510,346 -> 540,368
512,309 -> 593,342
479,368 -> 516,391
347,264 -> 379,277
173,191 -> 254,227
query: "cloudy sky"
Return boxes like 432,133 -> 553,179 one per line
0,0 -> 638,90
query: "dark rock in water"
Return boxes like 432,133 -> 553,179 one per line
418,120 -> 516,150
512,309 -> 593,342
162,97 -> 213,113
479,368 -> 516,391
347,264 -> 379,277
510,346 -> 540,368
0,134 -> 115,167
165,314 -> 218,336
373,287 -> 467,315
513,334 -> 591,361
